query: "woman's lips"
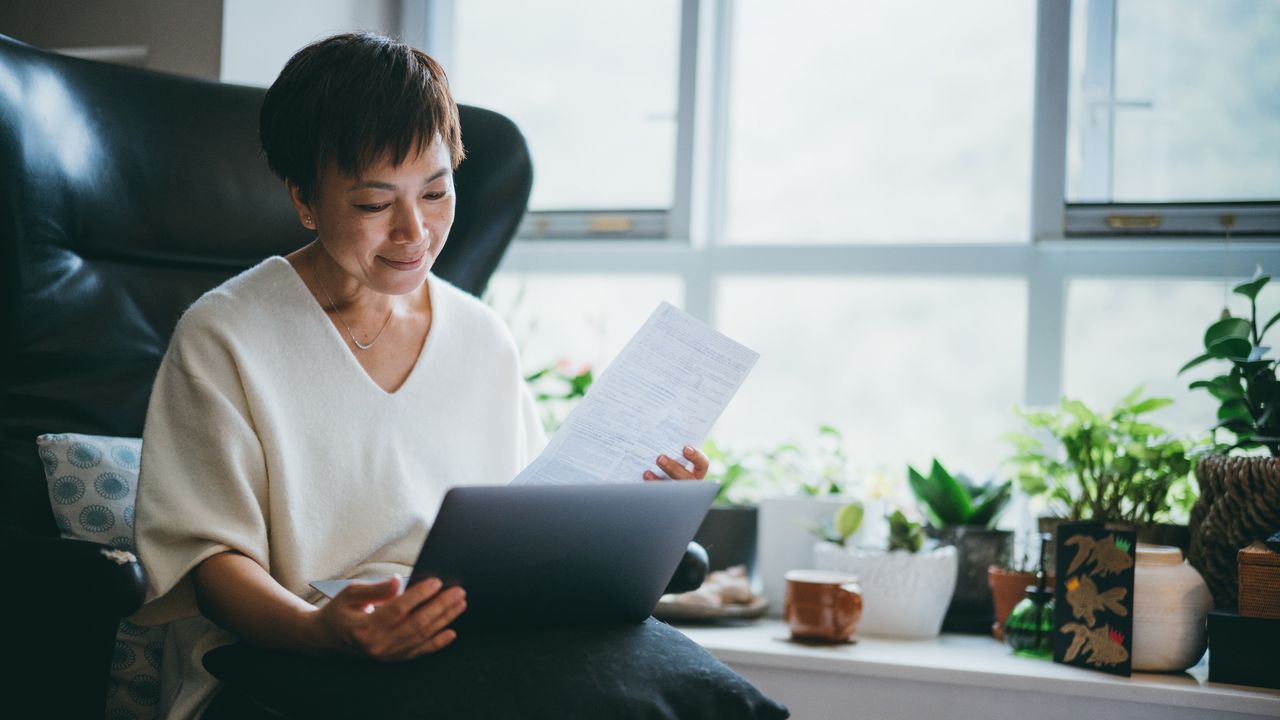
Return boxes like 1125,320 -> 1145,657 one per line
378,254 -> 426,271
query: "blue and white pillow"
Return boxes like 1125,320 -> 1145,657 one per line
38,433 -> 164,720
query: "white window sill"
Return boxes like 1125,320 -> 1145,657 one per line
678,619 -> 1280,720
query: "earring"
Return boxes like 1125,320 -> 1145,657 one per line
305,215 -> 314,228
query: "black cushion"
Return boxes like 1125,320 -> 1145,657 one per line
203,618 -> 789,719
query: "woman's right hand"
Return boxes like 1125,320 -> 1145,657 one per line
314,575 -> 466,661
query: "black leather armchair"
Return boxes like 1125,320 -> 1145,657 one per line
0,32 -> 531,717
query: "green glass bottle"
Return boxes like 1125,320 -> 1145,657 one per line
1004,586 -> 1054,658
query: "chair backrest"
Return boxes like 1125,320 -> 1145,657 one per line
0,33 -> 533,535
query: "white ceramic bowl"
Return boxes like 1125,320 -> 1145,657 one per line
813,542 -> 958,639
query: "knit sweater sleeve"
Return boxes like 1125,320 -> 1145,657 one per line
131,310 -> 270,626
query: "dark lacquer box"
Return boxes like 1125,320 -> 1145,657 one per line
1207,611 -> 1280,690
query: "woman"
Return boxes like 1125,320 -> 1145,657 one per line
133,32 -> 708,718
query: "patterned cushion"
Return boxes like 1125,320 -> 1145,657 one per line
38,433 -> 164,720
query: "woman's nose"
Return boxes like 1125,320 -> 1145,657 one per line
393,203 -> 428,245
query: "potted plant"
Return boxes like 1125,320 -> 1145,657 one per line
1004,387 -> 1197,551
756,425 -> 861,612
988,531 -> 1053,640
693,439 -> 761,579
907,459 -> 1012,633
1180,271 -> 1280,609
812,504 -> 958,639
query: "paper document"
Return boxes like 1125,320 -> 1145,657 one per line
512,301 -> 759,486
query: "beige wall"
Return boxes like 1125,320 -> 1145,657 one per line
0,0 -> 224,81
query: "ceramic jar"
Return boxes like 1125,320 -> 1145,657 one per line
813,542 -> 957,639
1132,544 -> 1213,672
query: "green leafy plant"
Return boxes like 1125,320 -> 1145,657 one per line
702,438 -> 749,505
887,510 -> 925,553
808,501 -> 868,545
814,503 -> 925,554
750,424 -> 856,497
1004,387 -> 1196,524
906,459 -> 1011,529
1180,272 -> 1280,456
525,361 -> 594,432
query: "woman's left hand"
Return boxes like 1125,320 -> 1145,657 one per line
644,445 -> 709,481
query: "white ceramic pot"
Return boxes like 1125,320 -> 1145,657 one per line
757,495 -> 852,614
1132,544 -> 1213,672
813,541 -> 958,639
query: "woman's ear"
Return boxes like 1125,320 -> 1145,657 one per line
285,179 -> 317,230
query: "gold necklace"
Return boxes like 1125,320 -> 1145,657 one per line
311,247 -> 393,351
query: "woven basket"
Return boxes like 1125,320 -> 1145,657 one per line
1188,456 -> 1280,610
1239,542 -> 1280,620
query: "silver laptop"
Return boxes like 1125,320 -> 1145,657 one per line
311,481 -> 716,631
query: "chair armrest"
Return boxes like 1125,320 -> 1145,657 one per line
12,531 -> 147,616
2,530 -> 149,718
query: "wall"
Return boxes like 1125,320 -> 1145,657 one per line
220,0 -> 399,87
0,0 -> 224,80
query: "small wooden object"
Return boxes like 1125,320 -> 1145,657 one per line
1238,541 -> 1280,620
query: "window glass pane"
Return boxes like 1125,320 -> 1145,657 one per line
486,274 -> 684,375
723,1 -> 1034,244
1064,278 -> 1280,439
451,1 -> 681,211
1067,0 -> 1280,202
715,278 -> 1027,479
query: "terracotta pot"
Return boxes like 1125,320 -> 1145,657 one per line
988,566 -> 1054,641
1189,456 -> 1280,610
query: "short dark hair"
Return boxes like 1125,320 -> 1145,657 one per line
259,32 -> 465,204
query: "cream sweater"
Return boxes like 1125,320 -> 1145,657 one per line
133,257 -> 546,719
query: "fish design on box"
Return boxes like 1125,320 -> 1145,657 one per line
1061,623 -> 1129,666
1065,534 -> 1134,577
1065,574 -> 1128,626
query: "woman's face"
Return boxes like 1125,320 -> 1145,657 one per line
291,137 -> 455,296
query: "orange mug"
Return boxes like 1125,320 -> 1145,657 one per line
784,570 -> 862,643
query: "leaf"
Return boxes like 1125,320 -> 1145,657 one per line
1261,309 -> 1280,340
1002,432 -> 1042,452
1118,385 -> 1146,408
1208,337 -> 1252,360
1205,317 -> 1252,349
1218,399 -> 1253,423
1179,352 -> 1216,375
1190,379 -> 1244,401
969,480 -> 1012,528
834,502 -> 864,542
817,424 -> 843,440
907,462 -> 971,526
1126,422 -> 1170,437
1232,275 -> 1270,301
1129,397 -> 1174,415
906,465 -> 946,527
1062,399 -> 1097,423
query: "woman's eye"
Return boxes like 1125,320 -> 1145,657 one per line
423,191 -> 446,201
357,203 -> 390,212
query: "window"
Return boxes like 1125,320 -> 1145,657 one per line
446,0 -> 685,238
1063,277 -> 1280,440
1064,0 -> 1280,235
426,0 -> 1280,481
724,0 -> 1036,244
715,277 -> 1027,475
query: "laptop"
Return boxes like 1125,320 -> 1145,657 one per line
311,481 -> 716,631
